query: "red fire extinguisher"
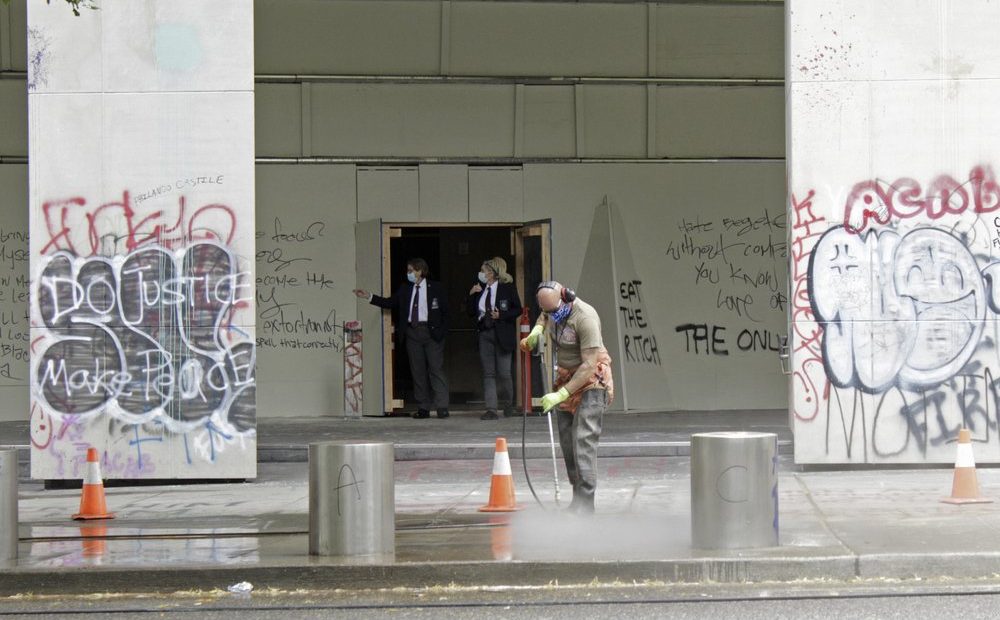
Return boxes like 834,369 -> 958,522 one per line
519,307 -> 532,414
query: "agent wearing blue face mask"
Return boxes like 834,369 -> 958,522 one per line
467,257 -> 522,420
519,281 -> 615,514
354,258 -> 450,419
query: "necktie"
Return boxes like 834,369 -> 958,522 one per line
410,284 -> 420,327
484,286 -> 492,316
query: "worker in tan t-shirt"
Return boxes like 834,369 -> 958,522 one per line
520,281 -> 614,514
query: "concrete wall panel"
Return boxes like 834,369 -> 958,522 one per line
449,2 -> 646,77
0,80 -> 26,155
255,0 -> 441,75
521,85 -> 576,158
255,83 -> 302,157
419,165 -> 469,222
581,85 -> 646,158
310,83 -> 515,157
469,167 -> 522,223
655,3 -> 783,78
357,167 -> 419,222
656,86 -> 784,158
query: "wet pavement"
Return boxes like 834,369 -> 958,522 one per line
3,410 -> 1000,595
4,456 -> 1000,595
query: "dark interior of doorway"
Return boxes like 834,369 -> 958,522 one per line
389,226 -> 541,412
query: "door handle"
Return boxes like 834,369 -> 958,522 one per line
778,335 -> 791,375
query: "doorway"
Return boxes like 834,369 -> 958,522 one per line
358,221 -> 551,414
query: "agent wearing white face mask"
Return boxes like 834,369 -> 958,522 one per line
467,257 -> 522,420
520,281 -> 614,514
354,257 -> 450,419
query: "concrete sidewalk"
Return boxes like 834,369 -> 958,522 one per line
3,457 -> 1000,596
0,410 -> 792,478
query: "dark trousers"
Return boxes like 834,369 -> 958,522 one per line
477,329 -> 513,413
557,389 -> 608,510
405,325 -> 449,410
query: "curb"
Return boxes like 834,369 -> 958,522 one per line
5,546 -> 1000,595
0,555 -> 856,596
5,551 -> 998,596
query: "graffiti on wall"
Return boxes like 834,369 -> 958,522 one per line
0,227 -> 29,383
41,190 -> 236,256
343,320 -> 362,417
666,207 -> 788,357
795,165 -> 1000,462
790,190 -> 827,424
618,280 -> 660,365
254,216 -> 345,353
34,243 -> 255,429
31,191 -> 256,478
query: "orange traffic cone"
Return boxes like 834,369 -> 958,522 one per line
479,437 -> 521,512
72,448 -> 115,520
942,428 -> 993,505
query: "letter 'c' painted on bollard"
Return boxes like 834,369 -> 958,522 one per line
716,465 -> 749,503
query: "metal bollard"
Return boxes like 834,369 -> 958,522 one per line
691,432 -> 778,549
0,448 -> 17,561
309,441 -> 394,557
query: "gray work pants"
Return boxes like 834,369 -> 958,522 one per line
556,388 -> 608,511
405,325 -> 449,410
478,329 -> 513,412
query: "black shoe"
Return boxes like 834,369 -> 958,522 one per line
480,410 -> 499,420
436,408 -> 450,419
502,406 -> 517,418
413,409 -> 430,419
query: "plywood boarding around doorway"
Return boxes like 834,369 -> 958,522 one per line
255,165 -> 357,418
0,164 -> 28,419
524,163 -> 787,412
255,162 -> 788,417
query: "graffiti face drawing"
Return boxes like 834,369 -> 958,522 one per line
810,226 -> 985,393
892,229 -> 985,387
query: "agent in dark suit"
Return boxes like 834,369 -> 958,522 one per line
466,256 -> 522,420
354,257 -> 450,419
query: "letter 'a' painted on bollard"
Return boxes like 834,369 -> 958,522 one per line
73,448 -> 115,520
942,428 -> 993,505
309,441 -> 394,557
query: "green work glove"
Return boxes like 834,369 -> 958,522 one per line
541,387 -> 570,412
519,324 -> 544,352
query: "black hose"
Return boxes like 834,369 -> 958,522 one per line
521,406 -> 547,509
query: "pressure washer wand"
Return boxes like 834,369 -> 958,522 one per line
521,403 -> 562,510
519,322 -> 562,509
546,407 -> 561,505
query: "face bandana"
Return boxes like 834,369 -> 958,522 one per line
550,301 -> 572,324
